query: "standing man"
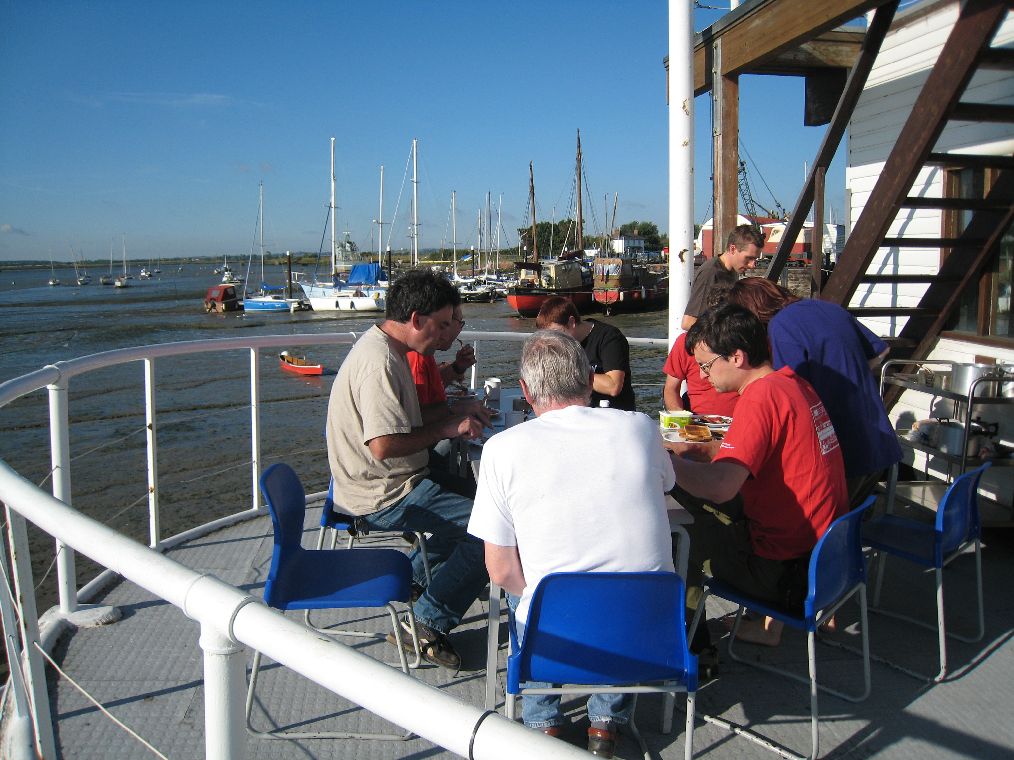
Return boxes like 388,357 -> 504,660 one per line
668,304 -> 847,653
468,330 -> 675,757
681,224 -> 763,330
326,269 -> 490,670
535,296 -> 637,411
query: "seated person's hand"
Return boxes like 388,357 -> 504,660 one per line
663,439 -> 717,462
448,413 -> 484,440
454,344 -> 476,370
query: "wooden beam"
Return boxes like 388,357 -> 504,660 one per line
712,39 -> 740,259
692,0 -> 883,95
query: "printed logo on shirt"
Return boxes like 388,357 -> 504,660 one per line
810,402 -> 840,455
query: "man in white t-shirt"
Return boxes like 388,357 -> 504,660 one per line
468,330 -> 675,758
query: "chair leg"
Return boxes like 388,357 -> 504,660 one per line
661,691 -> 675,733
684,692 -> 695,760
807,631 -> 819,760
935,566 -> 948,682
872,549 -> 887,607
625,695 -> 652,760
416,533 -> 432,585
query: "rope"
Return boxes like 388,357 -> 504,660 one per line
32,642 -> 170,759
468,709 -> 496,760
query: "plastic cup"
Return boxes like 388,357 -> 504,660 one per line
659,410 -> 693,430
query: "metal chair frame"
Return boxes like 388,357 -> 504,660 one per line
504,572 -> 697,760
689,497 -> 875,760
864,463 -> 989,682
246,463 -> 420,741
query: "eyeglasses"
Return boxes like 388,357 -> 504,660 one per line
453,318 -> 466,328
697,354 -> 726,376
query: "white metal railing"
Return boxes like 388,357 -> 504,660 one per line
0,329 -> 666,759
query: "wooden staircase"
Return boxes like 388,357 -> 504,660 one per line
817,0 -> 1014,381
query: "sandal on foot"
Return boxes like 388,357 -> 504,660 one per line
388,620 -> 461,671
587,726 -> 618,758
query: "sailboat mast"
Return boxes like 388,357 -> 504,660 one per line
377,164 -> 384,259
451,190 -> 457,277
529,161 -> 538,263
259,181 -> 265,285
330,138 -> 337,277
474,209 -> 480,277
412,138 -> 419,267
486,191 -> 492,273
122,234 -> 127,275
495,194 -> 502,273
576,129 -> 584,252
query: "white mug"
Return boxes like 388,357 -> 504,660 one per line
483,377 -> 502,403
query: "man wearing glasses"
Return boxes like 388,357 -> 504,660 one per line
326,269 -> 491,670
681,224 -> 764,331
667,303 -> 847,658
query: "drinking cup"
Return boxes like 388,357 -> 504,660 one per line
483,377 -> 502,403
659,410 -> 693,430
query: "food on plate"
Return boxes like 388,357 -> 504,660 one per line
681,424 -> 713,442
446,384 -> 476,399
694,415 -> 732,426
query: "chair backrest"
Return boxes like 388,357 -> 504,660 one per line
508,572 -> 697,693
259,463 -> 308,606
936,462 -> 991,557
807,496 -> 875,618
320,477 -> 356,531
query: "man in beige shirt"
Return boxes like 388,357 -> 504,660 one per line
326,270 -> 490,670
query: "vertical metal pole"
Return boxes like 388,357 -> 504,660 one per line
200,624 -> 246,760
0,526 -> 37,760
144,358 -> 161,548
668,0 -> 694,346
811,167 -> 826,297
5,506 -> 57,759
47,377 -> 77,614
412,138 -> 419,266
250,348 -> 261,511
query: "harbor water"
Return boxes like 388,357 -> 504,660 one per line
0,263 -> 671,614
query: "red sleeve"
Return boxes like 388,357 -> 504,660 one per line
406,352 -> 446,405
712,381 -> 773,477
662,333 -> 690,379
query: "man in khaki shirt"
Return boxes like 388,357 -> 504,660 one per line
326,270 -> 490,670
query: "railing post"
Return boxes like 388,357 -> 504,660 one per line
144,358 -> 161,547
47,375 -> 77,614
0,519 -> 38,760
249,348 -> 261,511
200,623 -> 247,760
4,505 -> 57,760
469,340 -> 479,389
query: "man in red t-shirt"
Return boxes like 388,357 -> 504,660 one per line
662,332 -> 739,416
668,304 -> 847,654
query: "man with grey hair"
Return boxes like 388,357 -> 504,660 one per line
468,330 -> 675,757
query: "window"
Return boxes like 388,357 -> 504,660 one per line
949,167 -> 1013,340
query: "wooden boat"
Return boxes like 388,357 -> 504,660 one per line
592,256 -> 668,315
279,351 -> 323,375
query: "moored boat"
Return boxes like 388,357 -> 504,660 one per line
278,350 -> 323,375
591,256 -> 668,315
506,258 -> 594,317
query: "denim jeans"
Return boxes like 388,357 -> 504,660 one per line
505,593 -> 632,729
363,478 -> 487,635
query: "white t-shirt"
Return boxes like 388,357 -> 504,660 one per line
468,405 -> 676,630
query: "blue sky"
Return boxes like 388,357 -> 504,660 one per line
1,1 -> 855,263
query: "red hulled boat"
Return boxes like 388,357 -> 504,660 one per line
278,351 -> 323,376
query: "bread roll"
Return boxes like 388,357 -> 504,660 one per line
682,424 -> 713,442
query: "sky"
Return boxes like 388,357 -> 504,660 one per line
1,1 -> 861,263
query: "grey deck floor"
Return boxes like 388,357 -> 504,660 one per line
47,505 -> 1014,759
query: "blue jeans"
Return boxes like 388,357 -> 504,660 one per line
505,594 -> 632,729
363,478 -> 487,635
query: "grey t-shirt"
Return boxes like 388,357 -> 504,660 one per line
684,255 -> 738,319
326,325 -> 428,515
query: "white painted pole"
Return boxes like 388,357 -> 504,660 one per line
0,532 -> 37,760
144,358 -> 160,547
249,348 -> 261,512
452,190 -> 457,277
200,623 -> 246,760
668,0 -> 695,347
377,164 -> 384,258
47,376 -> 77,614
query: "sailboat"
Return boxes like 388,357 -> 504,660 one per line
506,135 -> 594,317
48,258 -> 60,286
242,182 -> 306,313
114,235 -> 130,288
73,255 -> 91,285
100,240 -> 115,285
297,137 -> 387,312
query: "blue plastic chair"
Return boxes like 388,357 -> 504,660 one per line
506,572 -> 697,760
245,463 -> 419,740
689,496 -> 875,760
863,462 -> 990,682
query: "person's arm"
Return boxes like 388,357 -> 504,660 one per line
438,344 -> 476,385
367,414 -> 482,460
669,452 -> 749,504
485,542 -> 526,597
663,374 -> 686,411
680,313 -> 697,331
419,402 -> 452,425
593,369 -> 626,398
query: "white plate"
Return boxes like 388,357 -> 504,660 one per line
662,429 -> 713,443
693,415 -> 732,430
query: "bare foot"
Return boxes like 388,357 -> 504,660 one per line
730,615 -> 784,647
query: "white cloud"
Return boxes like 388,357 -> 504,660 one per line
1,224 -> 29,235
